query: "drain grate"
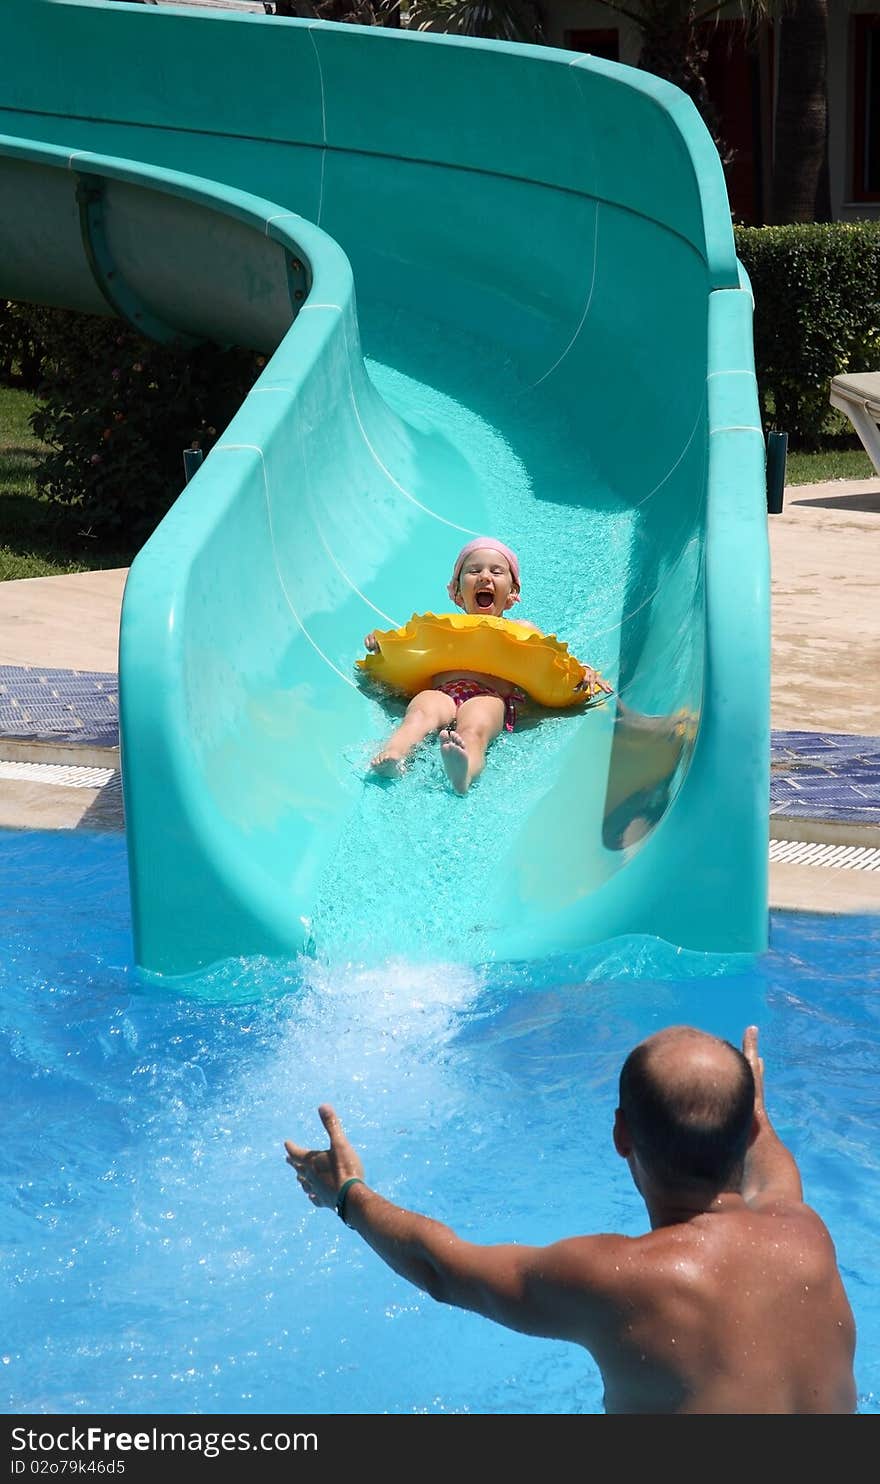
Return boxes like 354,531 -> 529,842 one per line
0,759 -> 117,790
770,838 -> 880,872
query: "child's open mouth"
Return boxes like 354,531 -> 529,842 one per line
475,592 -> 495,609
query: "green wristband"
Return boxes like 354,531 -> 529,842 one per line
335,1176 -> 365,1225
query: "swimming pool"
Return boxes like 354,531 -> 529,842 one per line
2,826 -> 878,1415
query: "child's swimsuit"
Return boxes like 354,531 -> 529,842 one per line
434,677 -> 526,733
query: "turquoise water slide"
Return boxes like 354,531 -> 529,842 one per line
0,1 -> 769,976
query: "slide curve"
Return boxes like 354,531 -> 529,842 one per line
0,1 -> 770,976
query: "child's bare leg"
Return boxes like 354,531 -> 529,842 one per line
439,696 -> 505,795
371,689 -> 457,777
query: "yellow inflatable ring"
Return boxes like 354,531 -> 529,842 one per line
356,612 -> 606,709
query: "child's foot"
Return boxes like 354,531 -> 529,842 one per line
370,744 -> 406,778
439,726 -> 470,795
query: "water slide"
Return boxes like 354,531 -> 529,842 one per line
0,0 -> 770,976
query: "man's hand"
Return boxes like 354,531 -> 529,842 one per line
284,1105 -> 365,1211
364,632 -> 380,653
742,1025 -> 766,1112
740,1024 -> 804,1206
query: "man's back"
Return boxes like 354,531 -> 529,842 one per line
285,1026 -> 858,1416
576,1201 -> 857,1414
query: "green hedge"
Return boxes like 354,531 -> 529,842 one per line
4,301 -> 263,547
0,298 -> 46,391
734,221 -> 880,448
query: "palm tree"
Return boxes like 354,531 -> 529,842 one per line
264,1 -> 402,22
591,2 -> 777,168
405,0 -> 545,40
770,0 -> 830,221
585,0 -> 830,222
586,0 -> 832,223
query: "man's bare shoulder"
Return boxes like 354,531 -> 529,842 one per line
742,1197 -> 847,1271
534,1230 -> 663,1294
541,1200 -> 836,1287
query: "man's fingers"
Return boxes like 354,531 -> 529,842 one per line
284,1109 -> 345,1173
318,1103 -> 343,1143
743,1026 -> 766,1102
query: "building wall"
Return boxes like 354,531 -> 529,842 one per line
543,1 -> 640,62
831,0 -> 880,218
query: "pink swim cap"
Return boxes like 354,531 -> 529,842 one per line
447,538 -> 521,604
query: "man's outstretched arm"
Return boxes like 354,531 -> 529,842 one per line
741,1025 -> 804,1206
284,1105 -> 609,1342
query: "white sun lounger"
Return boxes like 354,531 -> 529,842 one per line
829,371 -> 880,473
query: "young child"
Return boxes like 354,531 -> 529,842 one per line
364,537 -> 611,795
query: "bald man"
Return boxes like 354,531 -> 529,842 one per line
284,1025 -> 857,1414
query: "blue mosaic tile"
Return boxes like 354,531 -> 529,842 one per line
0,665 -> 118,747
771,730 -> 878,760
769,777 -> 801,797
768,729 -> 880,820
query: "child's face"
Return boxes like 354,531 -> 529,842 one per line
455,548 -> 519,616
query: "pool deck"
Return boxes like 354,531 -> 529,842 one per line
1,475 -> 878,917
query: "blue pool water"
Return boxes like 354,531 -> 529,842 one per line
1,827 -> 878,1415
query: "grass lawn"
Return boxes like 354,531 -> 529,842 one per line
785,446 -> 875,484
0,386 -> 876,583
0,385 -> 133,581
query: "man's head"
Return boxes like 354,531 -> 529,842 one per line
615,1026 -> 755,1193
448,538 -> 521,615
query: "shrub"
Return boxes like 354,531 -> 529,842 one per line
734,221 -> 880,448
0,300 -> 47,390
14,303 -> 264,547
